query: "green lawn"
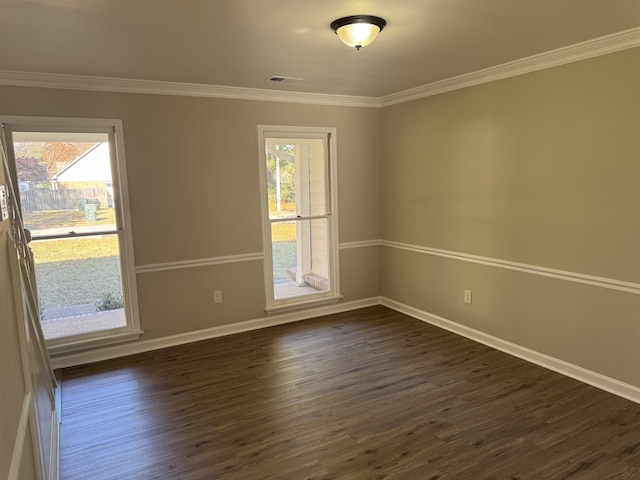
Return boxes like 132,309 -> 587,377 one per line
31,236 -> 122,310
23,208 -> 116,230
272,222 -> 296,242
273,240 -> 296,282
31,236 -> 119,263
35,256 -> 122,309
271,219 -> 297,282
24,209 -> 122,312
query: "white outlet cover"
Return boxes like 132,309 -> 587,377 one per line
214,290 -> 223,303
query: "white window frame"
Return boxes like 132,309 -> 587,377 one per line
257,125 -> 341,312
1,116 -> 142,353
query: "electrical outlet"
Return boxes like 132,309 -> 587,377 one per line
214,290 -> 223,304
464,289 -> 472,304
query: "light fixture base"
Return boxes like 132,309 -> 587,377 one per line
330,15 -> 387,50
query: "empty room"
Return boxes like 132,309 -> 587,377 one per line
1,1 -> 639,479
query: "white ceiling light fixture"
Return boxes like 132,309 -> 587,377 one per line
330,15 -> 387,50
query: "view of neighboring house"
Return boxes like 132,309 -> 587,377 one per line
51,142 -> 114,206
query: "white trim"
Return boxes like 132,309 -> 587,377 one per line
381,297 -> 640,405
109,120 -> 142,335
1,28 -> 638,108
380,27 -> 640,106
264,294 -> 344,314
339,239 -> 382,250
50,297 -> 380,369
0,70 -> 381,108
0,115 -> 128,129
2,115 -> 143,343
8,392 -> 32,480
47,330 -> 143,356
134,242 -> 382,275
136,252 -> 264,274
48,410 -> 60,480
382,240 -> 640,295
257,125 -> 341,312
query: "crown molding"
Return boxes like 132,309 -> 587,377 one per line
381,27 -> 640,107
0,27 -> 638,108
0,70 -> 382,108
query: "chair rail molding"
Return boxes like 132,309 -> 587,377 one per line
382,240 -> 640,295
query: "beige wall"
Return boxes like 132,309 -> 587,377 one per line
0,86 -> 382,341
1,47 -> 638,391
381,47 -> 640,386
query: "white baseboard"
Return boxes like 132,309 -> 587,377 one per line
51,295 -> 640,405
381,297 -> 640,405
51,297 -> 381,369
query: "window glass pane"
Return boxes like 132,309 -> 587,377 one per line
12,132 -> 115,234
272,220 -> 297,285
266,138 -> 327,219
32,234 -> 126,340
266,144 -> 296,219
271,218 -> 330,300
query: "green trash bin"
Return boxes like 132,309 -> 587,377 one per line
77,198 -> 88,211
84,203 -> 97,222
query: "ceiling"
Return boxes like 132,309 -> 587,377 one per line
1,0 -> 639,98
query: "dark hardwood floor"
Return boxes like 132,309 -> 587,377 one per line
59,306 -> 640,479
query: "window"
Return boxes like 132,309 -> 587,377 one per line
1,116 -> 141,352
258,125 -> 340,312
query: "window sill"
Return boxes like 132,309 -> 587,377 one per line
47,329 -> 144,357
265,294 -> 343,315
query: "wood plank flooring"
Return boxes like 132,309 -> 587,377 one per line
59,306 -> 640,479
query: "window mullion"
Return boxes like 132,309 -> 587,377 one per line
269,214 -> 329,224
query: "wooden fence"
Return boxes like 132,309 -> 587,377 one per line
20,188 -> 110,212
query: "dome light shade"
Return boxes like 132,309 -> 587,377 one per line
330,15 -> 386,50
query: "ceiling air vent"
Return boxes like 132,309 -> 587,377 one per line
268,76 -> 303,83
